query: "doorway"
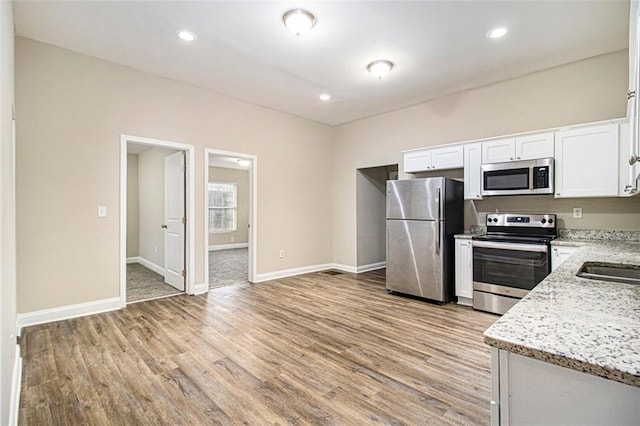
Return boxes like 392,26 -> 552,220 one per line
120,135 -> 196,307
356,164 -> 398,273
205,149 -> 257,288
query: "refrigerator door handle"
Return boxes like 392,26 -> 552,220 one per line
437,188 -> 441,254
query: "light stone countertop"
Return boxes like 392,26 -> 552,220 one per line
454,233 -> 474,240
484,239 -> 640,387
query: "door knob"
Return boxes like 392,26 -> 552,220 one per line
161,224 -> 167,229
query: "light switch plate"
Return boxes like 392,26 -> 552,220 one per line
573,207 -> 582,219
98,205 -> 108,218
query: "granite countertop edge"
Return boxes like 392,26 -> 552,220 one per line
483,238 -> 640,388
483,335 -> 640,387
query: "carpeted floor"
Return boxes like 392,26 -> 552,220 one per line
127,263 -> 182,303
209,248 -> 248,288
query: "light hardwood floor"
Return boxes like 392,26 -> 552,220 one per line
19,269 -> 498,425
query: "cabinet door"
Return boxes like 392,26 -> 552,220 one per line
618,122 -> 640,196
464,143 -> 482,200
431,145 -> 464,170
455,239 -> 473,303
554,124 -> 619,198
404,149 -> 432,172
551,246 -> 579,271
515,132 -> 554,160
482,137 -> 516,164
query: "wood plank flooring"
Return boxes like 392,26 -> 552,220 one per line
19,269 -> 498,425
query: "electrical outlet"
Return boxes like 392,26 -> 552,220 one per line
230,236 -> 235,242
97,205 -> 108,218
279,250 -> 285,259
573,207 -> 583,219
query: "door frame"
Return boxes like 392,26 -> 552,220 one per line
119,134 -> 196,307
204,148 -> 257,285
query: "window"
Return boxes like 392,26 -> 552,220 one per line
208,182 -> 237,233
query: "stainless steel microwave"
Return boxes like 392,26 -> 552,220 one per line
481,158 -> 554,196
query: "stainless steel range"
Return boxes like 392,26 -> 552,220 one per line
472,213 -> 557,315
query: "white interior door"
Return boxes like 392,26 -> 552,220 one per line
164,151 -> 185,291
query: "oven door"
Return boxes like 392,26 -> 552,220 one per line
472,241 -> 550,297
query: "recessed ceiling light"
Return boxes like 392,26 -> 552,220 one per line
486,27 -> 507,39
319,93 -> 332,101
177,30 -> 196,42
282,9 -> 316,36
367,60 -> 394,79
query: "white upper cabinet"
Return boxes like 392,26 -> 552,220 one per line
482,132 -> 554,164
618,123 -> 640,196
403,145 -> 463,173
554,124 -> 619,198
482,137 -> 516,163
516,132 -> 555,160
404,150 -> 432,173
625,1 -> 640,195
463,143 -> 482,200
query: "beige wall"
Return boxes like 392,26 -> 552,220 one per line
126,154 -> 139,257
138,147 -> 178,267
16,38 -> 333,313
332,50 -> 634,267
0,1 -> 16,422
208,166 -> 249,246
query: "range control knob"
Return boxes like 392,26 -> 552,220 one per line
548,219 -> 554,224
541,219 -> 547,224
493,218 -> 498,223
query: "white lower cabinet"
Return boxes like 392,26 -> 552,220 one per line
454,239 -> 473,306
491,349 -> 640,426
551,245 -> 579,271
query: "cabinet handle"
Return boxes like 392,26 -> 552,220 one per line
516,156 -> 521,160
510,157 -> 514,160
556,193 -> 560,196
630,154 -> 640,166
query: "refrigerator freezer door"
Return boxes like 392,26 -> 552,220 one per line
386,219 -> 444,301
387,178 -> 443,221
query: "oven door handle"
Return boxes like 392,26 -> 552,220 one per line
472,241 -> 548,252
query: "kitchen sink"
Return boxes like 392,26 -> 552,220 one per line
576,262 -> 640,285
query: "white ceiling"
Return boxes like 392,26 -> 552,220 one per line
14,1 -> 630,126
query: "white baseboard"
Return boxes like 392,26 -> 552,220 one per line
255,263 -> 335,282
208,243 -> 249,251
127,256 -> 165,276
356,261 -> 386,273
330,263 -> 358,273
17,297 -> 121,334
9,345 -> 21,426
193,282 -> 209,295
254,262 -> 385,283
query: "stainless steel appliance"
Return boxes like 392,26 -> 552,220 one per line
386,178 -> 463,303
472,213 -> 557,315
481,158 -> 553,196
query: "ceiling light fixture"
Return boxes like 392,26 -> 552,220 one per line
319,93 -> 332,101
177,30 -> 196,42
486,27 -> 507,39
367,60 -> 394,79
282,9 -> 316,36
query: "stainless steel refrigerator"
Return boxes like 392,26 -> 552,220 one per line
386,177 -> 463,303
